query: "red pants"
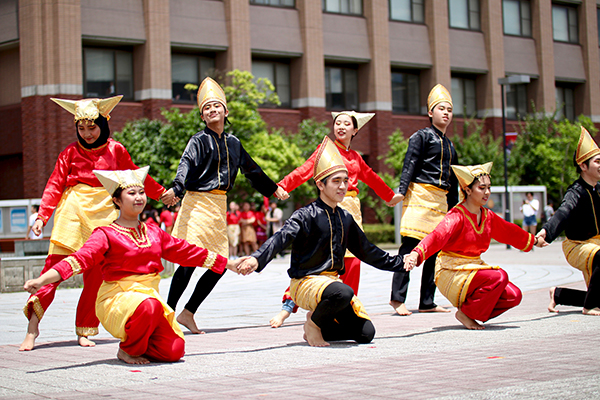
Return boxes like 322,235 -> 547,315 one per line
461,269 -> 522,322
121,298 -> 185,362
25,253 -> 102,336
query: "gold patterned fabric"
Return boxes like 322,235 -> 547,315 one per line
49,184 -> 118,254
51,95 -> 122,122
339,195 -> 363,258
313,136 -> 348,181
435,251 -> 500,307
576,127 -> 600,165
400,182 -> 448,240
172,191 -> 228,257
562,236 -> 600,287
427,84 -> 453,112
289,272 -> 370,320
227,224 -> 240,247
96,273 -> 183,342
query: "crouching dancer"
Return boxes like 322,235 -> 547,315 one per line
24,168 -> 241,364
238,137 -> 405,346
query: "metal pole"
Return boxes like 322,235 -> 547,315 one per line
501,84 -> 511,249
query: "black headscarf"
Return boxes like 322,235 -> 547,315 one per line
76,114 -> 110,149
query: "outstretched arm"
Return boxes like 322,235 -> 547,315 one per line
24,270 -> 61,294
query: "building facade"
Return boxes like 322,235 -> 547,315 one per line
1,0 -> 600,200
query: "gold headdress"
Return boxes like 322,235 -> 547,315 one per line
313,136 -> 348,181
197,77 -> 227,110
331,111 -> 375,132
93,166 -> 149,196
427,84 -> 453,112
575,126 -> 600,165
451,162 -> 493,190
51,95 -> 123,122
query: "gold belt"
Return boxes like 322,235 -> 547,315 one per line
208,189 -> 227,195
346,190 -> 358,197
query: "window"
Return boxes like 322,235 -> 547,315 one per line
171,54 -> 215,103
325,66 -> 358,110
505,83 -> 528,120
552,4 -> 578,43
556,85 -> 575,121
503,0 -> 531,37
250,0 -> 294,7
391,71 -> 420,114
83,48 -> 133,100
451,76 -> 476,117
449,0 -> 480,30
323,0 -> 362,15
252,60 -> 291,108
389,0 -> 424,23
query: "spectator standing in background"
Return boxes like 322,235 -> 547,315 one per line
26,205 -> 43,240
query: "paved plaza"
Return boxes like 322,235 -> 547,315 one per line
0,241 -> 598,399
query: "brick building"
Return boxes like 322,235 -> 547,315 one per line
1,0 -> 600,201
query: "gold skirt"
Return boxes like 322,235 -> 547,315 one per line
50,184 -> 117,254
227,224 -> 241,247
339,194 -> 362,258
290,272 -> 370,320
400,182 -> 448,240
172,191 -> 228,257
435,251 -> 499,307
562,236 -> 600,287
96,273 -> 183,342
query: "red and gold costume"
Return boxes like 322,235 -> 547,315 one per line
412,203 -> 534,322
51,221 -> 226,361
24,102 -> 166,338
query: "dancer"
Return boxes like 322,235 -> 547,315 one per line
163,77 -> 288,334
270,111 -> 402,328
24,167 -> 241,364
404,162 -> 544,329
239,137 -> 405,346
21,96 -> 167,351
538,127 -> 600,315
391,84 -> 459,316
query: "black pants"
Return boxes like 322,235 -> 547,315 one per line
554,252 -> 600,310
390,236 -> 438,310
311,282 -> 375,344
167,266 -> 225,314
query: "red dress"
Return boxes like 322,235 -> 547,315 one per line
254,211 -> 267,243
52,222 -> 226,361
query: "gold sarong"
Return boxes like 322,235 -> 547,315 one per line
289,272 -> 370,320
562,236 -> 600,287
400,182 -> 448,240
339,194 -> 362,258
435,251 -> 499,307
50,184 -> 117,254
172,191 -> 228,257
227,224 -> 240,247
95,273 -> 183,342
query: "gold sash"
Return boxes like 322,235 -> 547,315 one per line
562,236 -> 600,287
400,182 -> 448,240
290,272 -> 370,320
339,195 -> 362,258
95,273 -> 183,342
172,190 -> 228,257
435,251 -> 499,307
50,184 -> 117,254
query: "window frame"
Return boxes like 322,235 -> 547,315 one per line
325,65 -> 359,111
171,53 -> 216,104
450,75 -> 477,117
322,0 -> 363,16
505,83 -> 528,120
555,84 -> 575,121
251,59 -> 292,109
391,70 -> 421,115
448,0 -> 481,31
83,47 -> 134,101
249,0 -> 295,8
389,0 -> 424,23
502,0 -> 531,37
552,3 -> 579,44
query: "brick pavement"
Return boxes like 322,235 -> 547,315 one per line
0,242 -> 598,399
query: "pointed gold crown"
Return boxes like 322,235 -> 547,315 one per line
451,162 -> 493,190
427,84 -> 453,112
331,111 -> 375,132
576,126 -> 600,165
93,166 -> 150,196
51,95 -> 123,122
313,136 -> 348,181
197,77 -> 227,110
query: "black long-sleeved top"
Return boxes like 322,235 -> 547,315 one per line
398,126 -> 459,208
253,198 -> 404,278
172,127 -> 278,198
543,177 -> 600,243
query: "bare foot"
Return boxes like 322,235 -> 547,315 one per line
78,336 -> 96,347
419,305 -> 451,313
548,287 -> 559,313
270,310 -> 291,328
117,349 -> 150,365
456,310 -> 484,330
582,307 -> 600,315
177,309 -> 205,334
303,312 -> 329,347
19,315 -> 40,351
390,301 -> 412,316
